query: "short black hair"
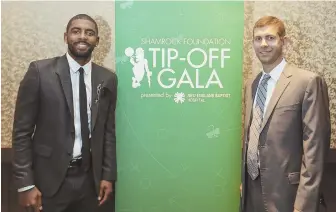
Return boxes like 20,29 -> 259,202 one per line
66,14 -> 98,35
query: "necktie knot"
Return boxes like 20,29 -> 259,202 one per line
78,67 -> 84,74
261,74 -> 271,84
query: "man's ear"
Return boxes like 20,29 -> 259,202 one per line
282,36 -> 292,54
64,32 -> 68,44
96,36 -> 100,47
282,36 -> 291,46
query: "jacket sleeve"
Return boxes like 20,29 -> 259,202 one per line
294,75 -> 331,211
12,62 -> 40,189
101,74 -> 118,181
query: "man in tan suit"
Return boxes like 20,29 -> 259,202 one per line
240,16 -> 330,212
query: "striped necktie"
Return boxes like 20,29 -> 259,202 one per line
247,74 -> 271,180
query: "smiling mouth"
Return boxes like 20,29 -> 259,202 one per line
260,51 -> 271,55
75,42 -> 90,49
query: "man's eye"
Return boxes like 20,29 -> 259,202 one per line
87,32 -> 94,36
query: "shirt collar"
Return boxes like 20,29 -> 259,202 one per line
262,58 -> 286,82
66,52 -> 92,75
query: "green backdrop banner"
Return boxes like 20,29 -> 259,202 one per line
115,1 -> 244,212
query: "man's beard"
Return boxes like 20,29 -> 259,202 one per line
68,42 -> 95,59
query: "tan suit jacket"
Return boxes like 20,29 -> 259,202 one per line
241,64 -> 330,212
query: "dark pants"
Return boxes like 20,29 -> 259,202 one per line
41,167 -> 98,212
245,174 -> 267,212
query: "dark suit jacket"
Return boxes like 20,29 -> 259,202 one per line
241,64 -> 330,212
12,55 -> 118,197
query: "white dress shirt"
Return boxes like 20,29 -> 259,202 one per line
253,58 -> 287,115
66,53 -> 92,158
18,53 -> 92,192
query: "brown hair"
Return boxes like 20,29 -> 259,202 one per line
253,16 -> 286,38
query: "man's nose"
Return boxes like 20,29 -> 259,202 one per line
79,32 -> 88,40
260,38 -> 268,47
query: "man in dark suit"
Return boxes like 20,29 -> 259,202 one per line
240,16 -> 330,212
12,14 -> 117,212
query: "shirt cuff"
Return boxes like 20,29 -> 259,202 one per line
18,185 -> 35,192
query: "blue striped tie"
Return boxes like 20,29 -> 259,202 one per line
247,74 -> 271,180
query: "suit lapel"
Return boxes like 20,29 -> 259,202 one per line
55,55 -> 74,119
91,63 -> 100,131
55,57 -> 102,141
260,64 -> 293,131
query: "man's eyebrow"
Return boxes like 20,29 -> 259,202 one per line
70,27 -> 96,32
70,27 -> 80,31
254,33 -> 276,37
